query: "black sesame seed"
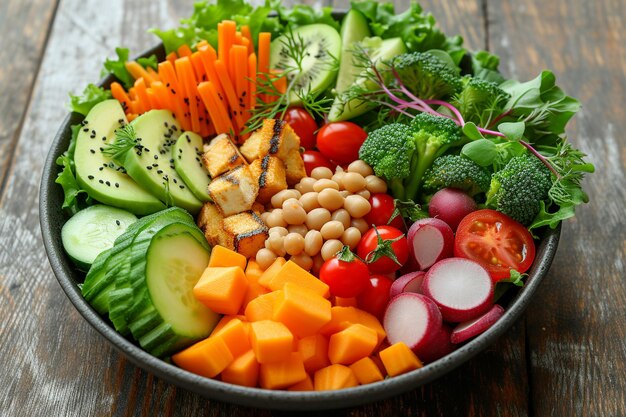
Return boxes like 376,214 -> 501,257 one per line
106,181 -> 111,186
83,128 -> 89,132
147,166 -> 153,170
99,180 -> 104,184
90,149 -> 95,154
87,175 -> 94,180
115,183 -> 119,188
179,185 -> 185,189
154,155 -> 159,160
157,170 -> 163,174
173,178 -> 178,184
152,163 -> 158,167
186,136 -> 191,143
99,167 -> 104,171
164,122 -> 169,128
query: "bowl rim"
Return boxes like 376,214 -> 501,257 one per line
39,39 -> 561,411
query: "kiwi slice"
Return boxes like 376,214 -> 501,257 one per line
270,24 -> 342,105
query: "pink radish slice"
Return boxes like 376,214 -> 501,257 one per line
415,324 -> 456,364
389,271 -> 426,298
422,258 -> 494,323
407,218 -> 454,270
383,293 -> 443,353
451,304 -> 505,344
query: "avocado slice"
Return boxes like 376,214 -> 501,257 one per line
74,100 -> 165,215
328,37 -> 407,122
122,110 -> 203,215
173,131 -> 211,202
335,9 -> 371,94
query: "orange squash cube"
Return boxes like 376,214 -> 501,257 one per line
221,349 -> 259,387
171,336 -> 233,378
328,324 -> 378,365
313,364 -> 358,390
349,357 -> 384,385
272,282 -> 332,337
193,266 -> 248,315
259,352 -> 307,390
208,245 -> 247,270
379,342 -> 423,377
297,334 -> 330,374
249,320 -> 293,364
268,260 -> 330,297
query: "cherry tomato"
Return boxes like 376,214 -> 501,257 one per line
283,108 -> 318,150
316,122 -> 368,165
454,209 -> 536,282
357,225 -> 409,274
364,194 -> 405,230
319,247 -> 370,298
356,275 -> 394,320
302,150 -> 335,176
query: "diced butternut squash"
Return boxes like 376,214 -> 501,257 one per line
245,259 -> 264,281
221,349 -> 259,387
211,315 -> 246,336
333,296 -> 358,307
208,245 -> 247,270
268,260 -> 330,298
288,374 -> 314,391
328,324 -> 378,365
379,342 -> 423,377
313,364 -> 358,390
297,334 -> 330,374
193,266 -> 248,315
354,309 -> 386,345
249,320 -> 293,364
319,306 -> 360,336
257,257 -> 286,288
259,352 -> 307,390
212,317 -> 251,358
349,357 -> 384,385
272,282 -> 332,337
171,336 -> 233,378
241,260 -> 270,312
244,290 -> 282,322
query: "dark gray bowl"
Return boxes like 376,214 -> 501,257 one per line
39,41 -> 561,410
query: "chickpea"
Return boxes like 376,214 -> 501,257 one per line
305,208 -> 331,231
339,190 -> 350,198
287,224 -> 308,237
311,166 -> 333,180
284,233 -> 305,256
341,227 -> 362,249
313,178 -> 339,192
290,253 -> 313,271
299,192 -> 321,212
268,233 -> 286,256
356,189 -> 371,200
318,188 -> 345,211
332,171 -> 346,189
351,218 -> 369,235
260,211 -> 271,224
347,160 -> 374,176
266,209 -> 288,228
271,189 -> 300,208
304,230 -> 323,256
256,248 -> 277,270
320,220 -> 345,240
282,198 -> 307,225
295,177 -> 316,194
365,175 -> 388,194
321,239 -> 344,261
331,208 -> 351,229
268,226 -> 288,237
341,172 -> 366,193
344,195 -> 371,218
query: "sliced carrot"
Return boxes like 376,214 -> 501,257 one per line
247,53 -> 257,111
175,57 -> 201,134
126,113 -> 138,122
349,357 -> 385,385
157,60 -> 190,130
218,20 -> 237,67
150,81 -> 175,114
288,374 -> 314,391
297,334 -> 330,374
166,51 -> 178,66
193,266 -> 248,315
177,44 -> 193,57
214,59 -> 244,139
146,88 -> 161,109
313,364 -> 358,390
196,43 -> 226,100
197,81 -> 233,135
378,342 -> 423,377
132,77 -> 150,114
244,290 -> 282,322
110,82 -> 132,113
212,317 -> 251,358
328,323 -> 378,365
221,349 -> 259,387
249,320 -> 294,364
171,336 -> 233,378
240,25 -> 254,55
232,45 -> 249,124
190,51 -> 208,83
257,257 -> 286,288
125,61 -> 156,85
146,66 -> 160,82
272,282 -> 332,337
259,352 -> 307,390
268,260 -> 330,298
208,245 -> 247,270
257,32 -> 271,103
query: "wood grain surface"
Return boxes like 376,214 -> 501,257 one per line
0,0 -> 623,416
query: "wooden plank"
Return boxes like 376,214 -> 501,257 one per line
0,0 -> 59,199
488,1 -> 626,416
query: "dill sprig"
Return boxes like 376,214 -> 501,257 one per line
102,123 -> 136,161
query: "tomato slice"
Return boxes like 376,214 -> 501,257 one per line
454,209 -> 536,282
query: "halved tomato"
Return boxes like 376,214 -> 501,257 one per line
454,209 -> 536,282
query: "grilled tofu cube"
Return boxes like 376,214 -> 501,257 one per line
197,202 -> 225,247
283,149 -> 306,186
249,155 -> 288,204
202,133 -> 246,178
240,130 -> 262,163
221,211 -> 269,258
257,119 -> 300,160
207,165 -> 259,216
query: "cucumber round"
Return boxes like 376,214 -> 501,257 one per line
61,204 -> 137,271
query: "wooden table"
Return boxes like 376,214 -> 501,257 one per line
1,0 -> 624,415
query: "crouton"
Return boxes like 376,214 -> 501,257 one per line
202,133 -> 246,178
207,165 -> 259,216
221,211 -> 269,258
283,149 -> 306,186
258,119 -> 300,161
249,155 -> 288,204
197,202 -> 225,247
239,130 -> 262,163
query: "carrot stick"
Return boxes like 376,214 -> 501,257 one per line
228,47 -> 238,87
110,82 -> 132,113
146,88 -> 161,109
197,44 -> 226,101
175,57 -> 201,134
232,45 -> 249,123
177,44 -> 193,58
158,61 -> 191,130
146,67 -> 160,82
196,40 -> 208,49
133,77 -> 151,114
257,32 -> 272,103
190,51 -> 208,82
151,81 -> 174,110
214,59 -> 244,139
247,54 -> 257,112
198,81 -> 233,135
241,25 -> 254,55
218,20 -> 237,67
126,62 -> 156,86
166,52 -> 178,66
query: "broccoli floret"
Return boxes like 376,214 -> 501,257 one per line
391,52 -> 463,100
422,154 -> 491,196
485,154 -> 553,225
452,77 -> 510,126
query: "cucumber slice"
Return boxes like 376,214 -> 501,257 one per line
173,131 -> 211,202
74,100 -> 166,215
122,110 -> 203,214
61,204 -> 137,271
335,9 -> 371,94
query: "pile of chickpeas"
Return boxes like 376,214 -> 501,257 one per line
255,160 -> 388,273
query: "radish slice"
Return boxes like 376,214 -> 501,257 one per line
407,218 -> 454,270
451,304 -> 505,344
422,258 -> 494,323
415,324 -> 456,364
383,293 -> 442,353
389,271 -> 425,298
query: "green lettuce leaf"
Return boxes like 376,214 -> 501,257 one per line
55,125 -> 89,214
69,84 -> 112,116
